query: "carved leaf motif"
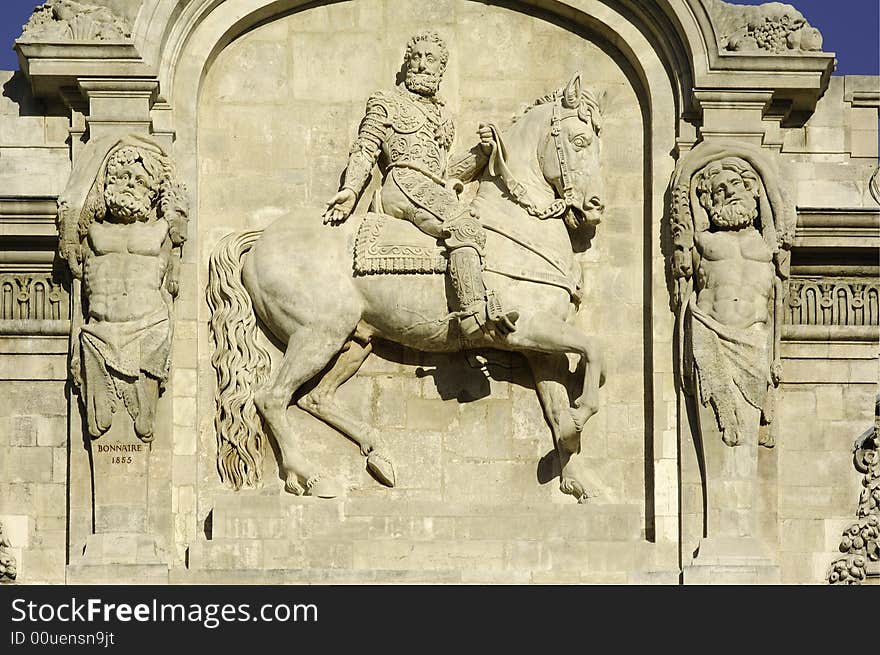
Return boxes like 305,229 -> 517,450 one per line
19,0 -> 131,42
829,411 -> 880,584
0,521 -> 16,584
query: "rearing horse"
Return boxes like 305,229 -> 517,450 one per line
207,73 -> 607,502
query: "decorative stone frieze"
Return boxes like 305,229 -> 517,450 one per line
828,397 -> 880,585
706,0 -> 823,54
787,279 -> 880,327
0,522 -> 17,584
19,0 -> 131,42
0,273 -> 67,322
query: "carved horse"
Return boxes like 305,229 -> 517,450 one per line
207,73 -> 607,502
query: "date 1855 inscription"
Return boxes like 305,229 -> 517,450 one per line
94,443 -> 144,465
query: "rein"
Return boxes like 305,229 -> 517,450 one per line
474,108 -> 589,300
485,121 -> 569,220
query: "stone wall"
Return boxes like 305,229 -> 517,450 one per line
0,0 -> 875,585
0,67 -> 71,583
0,379 -> 67,583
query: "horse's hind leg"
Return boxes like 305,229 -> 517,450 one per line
297,325 -> 396,487
254,326 -> 349,497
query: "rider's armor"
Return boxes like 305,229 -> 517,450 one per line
342,85 -> 516,336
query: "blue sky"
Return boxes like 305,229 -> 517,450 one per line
0,0 -> 877,74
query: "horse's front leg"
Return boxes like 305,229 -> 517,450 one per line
503,310 -> 605,439
525,352 -> 591,502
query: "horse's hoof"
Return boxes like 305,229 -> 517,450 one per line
305,475 -> 342,499
284,476 -> 305,495
367,451 -> 396,487
560,477 -> 594,503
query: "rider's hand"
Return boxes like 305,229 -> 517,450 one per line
477,123 -> 495,155
323,188 -> 357,225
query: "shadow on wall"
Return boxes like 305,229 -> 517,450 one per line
2,70 -> 49,117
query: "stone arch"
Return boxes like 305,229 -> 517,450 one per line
148,0 -> 691,541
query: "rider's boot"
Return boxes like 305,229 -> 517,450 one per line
444,213 -> 518,337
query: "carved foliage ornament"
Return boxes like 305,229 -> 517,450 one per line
19,0 -> 131,42
706,0 -> 823,54
787,279 -> 880,327
828,397 -> 880,585
0,522 -> 16,583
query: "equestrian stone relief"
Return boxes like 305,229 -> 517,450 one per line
58,135 -> 189,442
208,31 -> 608,502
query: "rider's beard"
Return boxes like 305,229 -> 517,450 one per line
404,70 -> 441,97
710,196 -> 757,230
105,188 -> 153,223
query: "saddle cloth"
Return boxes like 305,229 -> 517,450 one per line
353,212 -> 447,275
352,211 -> 581,299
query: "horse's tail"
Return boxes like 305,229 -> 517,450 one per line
206,230 -> 272,490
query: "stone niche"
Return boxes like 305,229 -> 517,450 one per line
0,0 -> 877,585
196,0 -> 654,583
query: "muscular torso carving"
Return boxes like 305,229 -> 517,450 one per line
85,220 -> 171,322
695,228 -> 774,329
58,137 -> 188,442
677,154 -> 784,448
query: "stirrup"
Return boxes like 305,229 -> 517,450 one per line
486,290 -> 518,334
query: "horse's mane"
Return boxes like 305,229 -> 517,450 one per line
511,86 -> 603,135
511,89 -> 563,123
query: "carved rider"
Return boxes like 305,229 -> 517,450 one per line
323,29 -> 518,337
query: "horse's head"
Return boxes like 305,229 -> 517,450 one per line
534,73 -> 605,229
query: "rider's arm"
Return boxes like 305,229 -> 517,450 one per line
341,94 -> 390,197
447,144 -> 489,184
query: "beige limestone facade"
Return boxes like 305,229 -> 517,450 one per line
0,0 -> 877,585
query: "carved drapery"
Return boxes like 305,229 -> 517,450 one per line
787,279 -> 880,327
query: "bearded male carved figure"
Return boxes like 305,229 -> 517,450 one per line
671,141 -> 795,552
324,29 -> 519,338
672,143 -> 795,448
57,135 -> 189,442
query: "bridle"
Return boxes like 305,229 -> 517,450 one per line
485,100 -> 592,220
